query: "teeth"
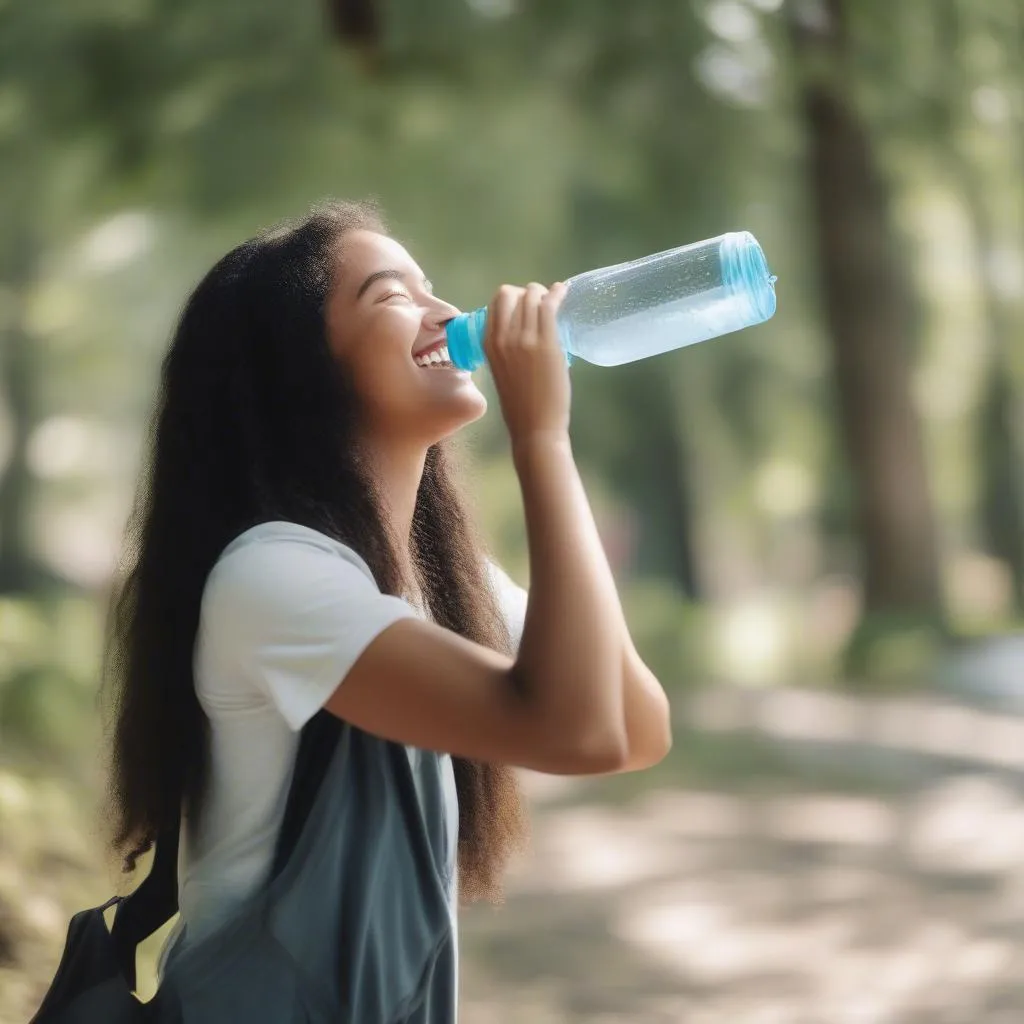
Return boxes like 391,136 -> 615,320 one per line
414,345 -> 453,368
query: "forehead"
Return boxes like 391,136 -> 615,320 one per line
338,230 -> 421,285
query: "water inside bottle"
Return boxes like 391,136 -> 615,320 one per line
564,285 -> 759,366
560,233 -> 775,366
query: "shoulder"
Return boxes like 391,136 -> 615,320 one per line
214,521 -> 378,583
202,521 -> 392,628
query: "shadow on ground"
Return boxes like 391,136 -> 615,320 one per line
3,696 -> 1024,1023
458,704 -> 1024,1023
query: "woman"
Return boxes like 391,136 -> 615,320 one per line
105,200 -> 671,1019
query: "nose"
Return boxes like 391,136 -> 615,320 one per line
424,296 -> 461,330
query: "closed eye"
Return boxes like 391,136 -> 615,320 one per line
378,291 -> 412,304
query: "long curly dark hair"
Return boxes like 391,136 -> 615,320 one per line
103,200 -> 527,903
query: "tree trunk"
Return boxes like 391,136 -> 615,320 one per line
935,0 -> 1024,614
977,366 -> 1024,612
0,235 -> 41,595
645,367 -> 701,598
787,0 -> 945,622
656,413 -> 701,598
956,161 -> 1024,612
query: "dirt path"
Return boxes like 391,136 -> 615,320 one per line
5,690 -> 1024,1023
458,772 -> 1024,1023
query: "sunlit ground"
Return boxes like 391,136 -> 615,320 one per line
460,776 -> 1024,1022
3,692 -> 1024,1023
459,692 -> 1024,1023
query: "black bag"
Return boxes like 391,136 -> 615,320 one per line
29,712 -> 343,1023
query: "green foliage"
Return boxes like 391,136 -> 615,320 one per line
0,0 -> 1023,1016
0,597 -> 104,759
842,608 -> 948,689
620,579 -> 713,690
0,665 -> 95,758
0,0 -> 1020,725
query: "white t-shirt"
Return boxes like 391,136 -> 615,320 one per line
170,520 -> 527,952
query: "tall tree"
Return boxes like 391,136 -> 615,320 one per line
934,0 -> 1024,613
784,0 -> 946,652
0,216 -> 39,591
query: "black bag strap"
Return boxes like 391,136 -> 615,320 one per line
109,824 -> 181,992
109,711 -> 343,991
270,710 -> 343,877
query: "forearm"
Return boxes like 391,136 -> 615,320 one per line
511,432 -> 627,756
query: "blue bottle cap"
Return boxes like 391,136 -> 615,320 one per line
445,308 -> 488,372
720,231 -> 777,323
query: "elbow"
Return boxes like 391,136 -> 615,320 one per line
513,662 -> 630,774
619,734 -> 671,774
572,677 -> 632,773
576,725 -> 631,774
531,725 -> 629,776
622,690 -> 674,772
637,718 -> 674,769
547,713 -> 630,775
651,691 -> 674,760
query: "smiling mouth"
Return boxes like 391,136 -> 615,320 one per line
413,344 -> 455,369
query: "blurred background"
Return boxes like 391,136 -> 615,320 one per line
1,0 -> 1023,1020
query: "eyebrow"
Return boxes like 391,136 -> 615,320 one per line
356,269 -> 433,300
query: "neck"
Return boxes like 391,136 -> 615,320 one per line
361,435 -> 428,581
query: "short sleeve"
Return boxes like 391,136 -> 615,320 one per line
200,531 -> 417,731
487,560 -> 528,653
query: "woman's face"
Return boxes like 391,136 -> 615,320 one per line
326,230 -> 487,445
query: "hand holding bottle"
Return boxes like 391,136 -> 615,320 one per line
483,282 -> 571,446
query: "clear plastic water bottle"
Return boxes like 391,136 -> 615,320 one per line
445,231 -> 777,371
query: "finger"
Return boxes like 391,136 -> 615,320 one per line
506,286 -> 528,347
538,282 -> 567,349
486,285 -> 523,355
519,283 -> 546,347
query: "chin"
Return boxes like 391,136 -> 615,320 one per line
417,391 -> 485,448
433,390 -> 488,441
462,388 -> 488,422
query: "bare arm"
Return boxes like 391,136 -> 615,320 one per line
492,552 -> 672,773
324,282 -> 669,775
325,435 -> 630,774
490,466 -> 673,773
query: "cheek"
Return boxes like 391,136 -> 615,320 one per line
328,304 -> 410,366
341,317 -> 412,381
348,347 -> 420,416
